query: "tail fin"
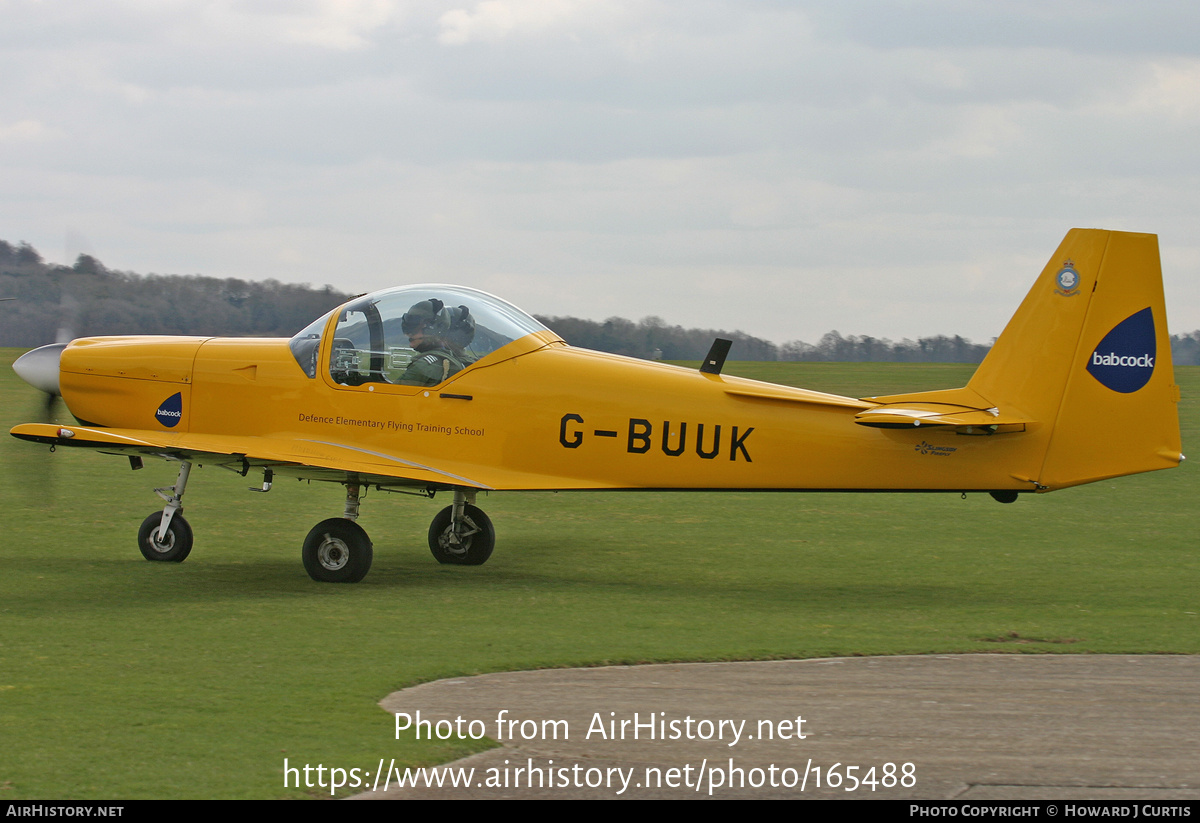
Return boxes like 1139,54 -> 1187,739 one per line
970,228 -> 1182,488
865,229 -> 1182,490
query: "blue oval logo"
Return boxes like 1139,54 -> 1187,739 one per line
1086,307 -> 1156,394
155,392 -> 183,427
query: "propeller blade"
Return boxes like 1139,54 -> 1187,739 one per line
11,344 -> 68,499
40,391 -> 62,424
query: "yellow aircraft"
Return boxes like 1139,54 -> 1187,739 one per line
10,229 -> 1184,582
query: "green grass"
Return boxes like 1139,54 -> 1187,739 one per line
0,350 -> 1195,798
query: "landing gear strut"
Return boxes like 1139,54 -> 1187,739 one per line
428,489 -> 495,566
137,460 -> 194,562
302,481 -> 374,583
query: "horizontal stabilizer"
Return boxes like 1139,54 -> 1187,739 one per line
854,403 -> 1029,433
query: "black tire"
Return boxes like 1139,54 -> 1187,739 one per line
428,504 -> 495,566
137,511 -> 194,563
302,518 -> 373,583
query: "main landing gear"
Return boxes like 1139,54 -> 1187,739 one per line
428,489 -> 495,566
299,485 -> 495,582
302,482 -> 374,583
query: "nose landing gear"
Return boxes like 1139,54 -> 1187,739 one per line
137,460 -> 194,562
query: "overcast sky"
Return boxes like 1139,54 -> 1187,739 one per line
3,0 -> 1198,345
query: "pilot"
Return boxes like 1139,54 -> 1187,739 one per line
397,299 -> 474,385
445,305 -> 477,363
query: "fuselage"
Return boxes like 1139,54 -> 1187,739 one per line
38,233 -> 1187,498
55,330 -> 1038,493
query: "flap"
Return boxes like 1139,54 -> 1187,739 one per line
10,423 -> 492,489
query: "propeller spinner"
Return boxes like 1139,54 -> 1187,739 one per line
13,343 -> 65,397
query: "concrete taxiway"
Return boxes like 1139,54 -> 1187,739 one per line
358,655 -> 1199,800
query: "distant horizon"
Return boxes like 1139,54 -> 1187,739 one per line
0,237 -> 1007,355
4,236 -> 1198,367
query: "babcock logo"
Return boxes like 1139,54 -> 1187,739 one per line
1086,307 -> 1156,394
155,392 -> 183,427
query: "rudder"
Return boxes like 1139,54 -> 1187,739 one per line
969,229 -> 1182,489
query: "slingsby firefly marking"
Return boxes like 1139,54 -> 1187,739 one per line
9,229 -> 1185,583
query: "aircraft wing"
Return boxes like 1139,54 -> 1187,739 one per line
9,422 -> 494,490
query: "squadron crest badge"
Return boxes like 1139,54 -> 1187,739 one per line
1055,260 -> 1080,296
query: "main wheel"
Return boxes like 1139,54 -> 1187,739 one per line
137,511 -> 194,563
303,518 -> 373,583
428,504 -> 495,566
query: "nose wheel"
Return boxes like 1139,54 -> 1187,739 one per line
137,460 -> 194,563
137,511 -> 194,562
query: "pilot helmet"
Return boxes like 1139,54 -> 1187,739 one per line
445,305 -> 475,349
401,299 -> 451,337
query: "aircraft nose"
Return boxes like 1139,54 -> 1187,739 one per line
13,343 -> 66,396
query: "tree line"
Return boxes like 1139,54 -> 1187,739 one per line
3,239 -> 1198,364
0,240 -> 351,347
532,314 -> 996,363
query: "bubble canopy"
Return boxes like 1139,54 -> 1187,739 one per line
289,284 -> 551,382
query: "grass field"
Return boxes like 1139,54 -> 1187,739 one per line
0,350 -> 1195,799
